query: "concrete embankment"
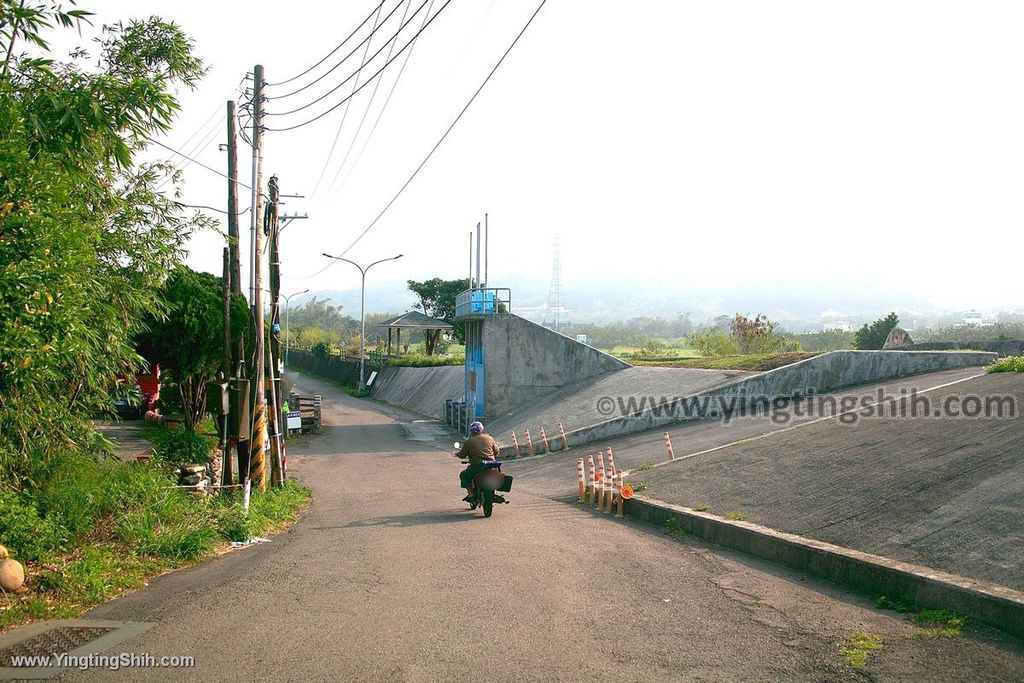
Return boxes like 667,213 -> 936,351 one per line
505,350 -> 997,456
369,366 -> 463,419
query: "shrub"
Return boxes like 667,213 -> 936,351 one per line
311,340 -> 331,359
0,487 -> 69,561
146,425 -> 215,469
987,356 -> 1024,373
688,329 -> 739,357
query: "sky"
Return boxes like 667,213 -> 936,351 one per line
61,1 -> 1024,318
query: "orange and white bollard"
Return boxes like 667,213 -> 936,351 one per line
539,427 -> 550,453
576,458 -> 585,502
558,422 -> 569,451
587,454 -> 596,502
524,429 -> 534,456
606,447 -> 616,479
511,431 -> 521,457
616,472 -> 625,516
664,432 -> 675,460
596,458 -> 606,509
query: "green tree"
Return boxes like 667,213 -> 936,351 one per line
0,4 -> 208,482
855,312 -> 900,350
138,266 -> 248,432
407,278 -> 471,351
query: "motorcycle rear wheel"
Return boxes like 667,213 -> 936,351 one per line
482,489 -> 494,517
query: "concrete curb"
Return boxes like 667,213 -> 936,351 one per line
623,496 -> 1024,640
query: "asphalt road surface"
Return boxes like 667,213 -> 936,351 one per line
61,373 -> 1024,682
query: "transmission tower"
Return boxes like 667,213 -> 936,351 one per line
543,237 -> 568,332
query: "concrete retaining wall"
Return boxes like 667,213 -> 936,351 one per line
625,496 -> 1024,640
369,366 -> 464,419
286,349 -> 361,387
501,350 -> 997,456
482,314 -> 629,420
911,341 -> 1024,357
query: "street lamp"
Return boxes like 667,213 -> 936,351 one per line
321,252 -> 403,391
282,288 -> 310,367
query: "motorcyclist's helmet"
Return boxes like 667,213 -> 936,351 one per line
469,421 -> 484,435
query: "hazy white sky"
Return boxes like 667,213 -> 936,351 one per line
80,1 -> 1024,313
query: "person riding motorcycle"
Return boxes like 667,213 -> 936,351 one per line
455,421 -> 502,503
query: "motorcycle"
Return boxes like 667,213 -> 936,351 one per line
454,442 -> 512,518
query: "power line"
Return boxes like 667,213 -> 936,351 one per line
151,139 -> 252,191
265,0 -> 452,133
325,0 -> 415,196
332,0 -> 435,197
306,0 -> 549,279
178,203 -> 251,216
264,0 -> 407,101
264,0 -> 387,88
310,0 -> 388,198
265,0 -> 431,117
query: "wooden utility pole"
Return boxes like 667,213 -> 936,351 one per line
267,175 -> 285,487
226,100 -> 244,485
221,246 -> 233,486
249,64 -> 267,491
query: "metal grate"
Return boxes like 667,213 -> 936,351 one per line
0,626 -> 115,663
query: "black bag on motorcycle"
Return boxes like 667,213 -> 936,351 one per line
497,474 -> 513,493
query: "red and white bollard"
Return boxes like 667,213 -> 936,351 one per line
524,429 -> 534,456
576,458 -> 585,503
596,452 -> 606,509
606,447 -> 616,479
539,427 -> 550,453
511,431 -> 521,457
558,422 -> 569,451
587,454 -> 596,502
664,432 -> 675,460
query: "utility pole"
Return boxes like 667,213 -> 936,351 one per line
249,64 -> 267,491
226,99 -> 245,486
267,175 -> 285,487
221,246 -> 233,487
227,100 -> 242,297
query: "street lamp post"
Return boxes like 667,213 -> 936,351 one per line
282,288 -> 310,368
322,252 -> 403,391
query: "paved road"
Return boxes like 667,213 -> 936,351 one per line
61,373 -> 1023,682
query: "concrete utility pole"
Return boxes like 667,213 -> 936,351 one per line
227,100 -> 242,298
249,64 -> 267,491
267,175 -> 285,487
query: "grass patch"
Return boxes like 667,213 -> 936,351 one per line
692,502 -> 709,512
875,595 -> 915,613
0,450 -> 310,634
987,355 -> 1024,373
631,352 -> 819,372
385,353 -> 464,367
724,510 -> 747,521
840,631 -> 883,667
904,610 -> 967,639
632,462 -> 655,472
628,482 -> 648,492
662,517 -> 688,538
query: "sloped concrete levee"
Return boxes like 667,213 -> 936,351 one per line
369,365 -> 464,419
480,314 -> 629,419
486,366 -> 751,448
523,350 -> 998,455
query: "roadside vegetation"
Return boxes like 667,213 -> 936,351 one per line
0,4 -> 310,633
0,442 -> 309,633
987,356 -> 1024,373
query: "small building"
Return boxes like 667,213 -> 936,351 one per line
376,311 -> 453,357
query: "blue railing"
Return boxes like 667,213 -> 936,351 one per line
454,288 -> 511,320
